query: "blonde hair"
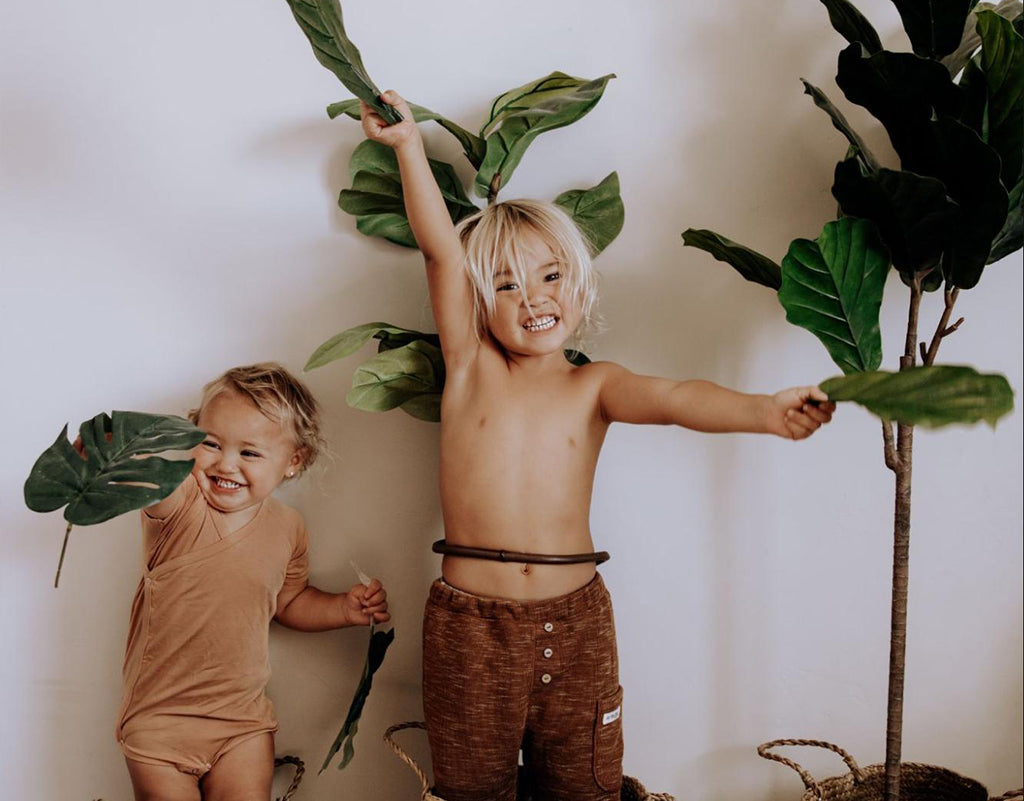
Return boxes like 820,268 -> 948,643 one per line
455,199 -> 599,348
189,363 -> 324,475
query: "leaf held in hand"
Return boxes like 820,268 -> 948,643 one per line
820,365 -> 1015,427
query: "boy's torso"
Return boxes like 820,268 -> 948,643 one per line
438,344 -> 613,600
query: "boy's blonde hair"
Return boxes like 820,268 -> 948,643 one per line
455,199 -> 599,347
189,363 -> 324,475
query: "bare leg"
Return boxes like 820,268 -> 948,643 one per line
125,758 -> 201,801
201,732 -> 275,801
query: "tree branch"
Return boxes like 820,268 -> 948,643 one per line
923,287 -> 961,366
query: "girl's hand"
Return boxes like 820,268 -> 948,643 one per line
767,386 -> 836,440
343,579 -> 390,626
361,91 -> 418,151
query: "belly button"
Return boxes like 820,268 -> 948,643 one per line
521,564 -> 531,575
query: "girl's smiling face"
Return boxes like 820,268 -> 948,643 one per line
192,390 -> 302,520
487,228 -> 582,357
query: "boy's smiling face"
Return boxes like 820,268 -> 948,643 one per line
192,390 -> 302,520
488,228 -> 581,358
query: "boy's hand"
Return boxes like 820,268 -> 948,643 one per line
767,386 -> 836,440
361,91 -> 418,151
343,578 -> 390,626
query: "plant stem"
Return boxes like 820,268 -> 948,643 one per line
923,287 -> 962,366
884,276 -> 922,801
54,522 -> 73,589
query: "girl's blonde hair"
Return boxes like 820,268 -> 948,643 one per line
189,363 -> 324,475
455,199 -> 599,347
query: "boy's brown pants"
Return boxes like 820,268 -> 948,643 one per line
422,574 -> 623,801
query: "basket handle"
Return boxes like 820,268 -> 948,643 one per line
758,739 -> 865,798
990,791 -> 1024,801
384,721 -> 432,798
273,755 -> 305,801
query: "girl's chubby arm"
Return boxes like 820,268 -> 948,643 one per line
361,91 -> 479,369
275,579 -> 390,632
593,362 -> 836,439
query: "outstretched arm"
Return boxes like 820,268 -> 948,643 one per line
597,364 -> 834,439
275,579 -> 390,632
361,92 -> 478,366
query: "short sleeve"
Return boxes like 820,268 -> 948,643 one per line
140,474 -> 203,570
281,519 -> 310,595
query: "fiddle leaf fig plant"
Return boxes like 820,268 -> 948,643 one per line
24,412 -> 205,587
683,1 -> 1021,798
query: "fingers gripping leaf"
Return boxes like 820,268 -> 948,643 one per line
474,72 -> 615,200
285,0 -> 402,125
24,412 -> 205,586
820,365 -> 1014,427
321,625 -> 396,772
778,217 -> 890,374
554,172 -> 625,256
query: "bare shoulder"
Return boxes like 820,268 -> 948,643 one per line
573,359 -> 631,386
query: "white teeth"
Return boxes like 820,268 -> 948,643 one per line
524,315 -> 557,331
212,477 -> 243,489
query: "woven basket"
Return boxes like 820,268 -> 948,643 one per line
384,721 -> 675,801
273,755 -> 304,801
758,739 -> 1022,801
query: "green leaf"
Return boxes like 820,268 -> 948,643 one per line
473,73 -> 615,199
778,217 -> 890,374
25,413 -> 205,525
320,625 -> 395,772
989,178 -> 1023,261
832,157 -> 959,272
975,10 -> 1023,190
327,99 -> 486,169
338,141 -> 478,248
941,0 -> 1023,76
801,80 -> 880,172
681,229 -> 782,289
817,0 -> 884,53
889,0 -> 980,59
284,0 -> 402,125
348,339 -> 446,421
553,172 -> 625,256
820,365 -> 1014,427
305,322 -> 437,371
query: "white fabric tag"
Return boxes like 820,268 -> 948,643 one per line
602,705 -> 621,725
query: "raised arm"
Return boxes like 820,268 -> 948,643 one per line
361,92 -> 478,366
595,363 -> 834,439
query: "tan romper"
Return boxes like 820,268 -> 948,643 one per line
115,475 -> 309,777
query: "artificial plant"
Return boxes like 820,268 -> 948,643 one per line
683,1 -> 1020,799
284,0 -> 623,420
24,412 -> 205,587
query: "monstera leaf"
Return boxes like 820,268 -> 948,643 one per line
820,365 -> 1014,427
474,72 -> 615,199
889,0 -> 979,59
554,172 -> 625,256
778,217 -> 891,374
24,412 -> 205,586
338,141 -> 478,248
284,0 -> 402,125
320,623 -> 395,772
817,0 -> 884,53
327,98 -> 485,169
682,229 -> 782,289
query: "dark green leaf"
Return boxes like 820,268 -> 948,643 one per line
957,54 -> 990,134
338,141 -> 478,248
889,0 -> 979,59
832,157 -> 959,272
941,0 -> 1023,76
989,178 -> 1022,260
817,0 -> 884,53
320,625 -> 395,772
681,229 -> 782,290
474,73 -> 615,199
327,99 -> 486,169
553,172 -> 625,256
778,217 -> 891,374
820,365 -> 1014,427
348,339 -> 446,421
305,322 -> 437,371
284,0 -> 401,125
975,10 -> 1023,189
24,412 -> 205,526
802,80 -> 881,171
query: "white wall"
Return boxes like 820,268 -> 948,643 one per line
1,1 -> 1020,799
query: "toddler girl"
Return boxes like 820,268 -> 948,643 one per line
115,363 -> 389,800
362,92 -> 833,801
